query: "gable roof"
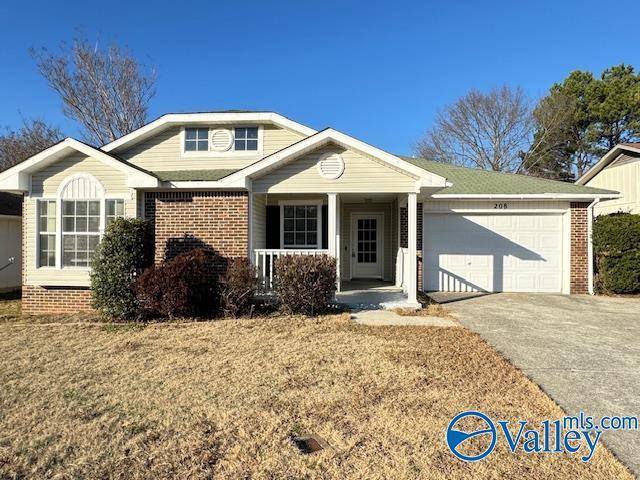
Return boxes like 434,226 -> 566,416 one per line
403,156 -> 619,198
0,192 -> 22,216
576,143 -> 640,185
102,112 -> 317,153
0,138 -> 159,191
221,129 -> 450,191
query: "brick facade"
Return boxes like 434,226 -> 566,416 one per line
22,285 -> 92,315
400,203 -> 423,290
570,202 -> 590,294
144,191 -> 249,277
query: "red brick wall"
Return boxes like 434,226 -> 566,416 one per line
22,285 -> 92,315
145,191 -> 249,277
570,202 -> 590,294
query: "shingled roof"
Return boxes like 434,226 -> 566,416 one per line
401,156 -> 617,195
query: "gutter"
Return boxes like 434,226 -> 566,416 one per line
587,198 -> 600,295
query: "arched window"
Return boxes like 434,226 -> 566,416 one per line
37,174 -> 126,269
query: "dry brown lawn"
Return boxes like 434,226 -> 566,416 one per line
0,309 -> 632,479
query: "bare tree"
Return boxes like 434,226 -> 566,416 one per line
416,86 -> 565,174
31,37 -> 156,146
0,119 -> 63,171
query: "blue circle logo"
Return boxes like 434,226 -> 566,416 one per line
446,411 -> 497,462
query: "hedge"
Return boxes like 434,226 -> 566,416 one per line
90,218 -> 152,320
592,213 -> 640,294
136,248 -> 218,319
273,255 -> 337,315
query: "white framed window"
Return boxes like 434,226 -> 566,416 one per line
62,200 -> 101,268
234,127 -> 259,151
38,200 -> 57,267
184,127 -> 209,152
280,202 -> 322,249
106,199 -> 125,227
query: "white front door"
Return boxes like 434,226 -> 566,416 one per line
351,214 -> 383,278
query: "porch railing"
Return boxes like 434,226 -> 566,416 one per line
253,248 -> 330,293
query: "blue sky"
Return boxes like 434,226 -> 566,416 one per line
1,0 -> 639,155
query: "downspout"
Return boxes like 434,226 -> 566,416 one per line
587,198 -> 600,295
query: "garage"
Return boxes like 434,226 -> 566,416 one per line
423,212 -> 565,293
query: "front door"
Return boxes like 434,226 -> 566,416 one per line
351,214 -> 383,278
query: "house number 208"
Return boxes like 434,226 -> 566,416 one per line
494,203 -> 508,209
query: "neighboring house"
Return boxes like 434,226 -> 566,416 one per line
0,192 -> 22,292
0,112 -> 618,314
576,143 -> 640,215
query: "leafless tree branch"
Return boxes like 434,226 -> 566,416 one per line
30,37 -> 156,146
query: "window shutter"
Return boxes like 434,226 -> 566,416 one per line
265,206 -> 280,249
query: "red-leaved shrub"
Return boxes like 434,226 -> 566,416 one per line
136,248 -> 217,319
219,257 -> 258,318
273,255 -> 337,315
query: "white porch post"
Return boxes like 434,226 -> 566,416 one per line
327,193 -> 340,291
407,192 -> 418,305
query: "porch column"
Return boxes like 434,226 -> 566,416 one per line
407,192 -> 418,305
327,193 -> 340,291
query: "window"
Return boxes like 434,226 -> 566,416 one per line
282,205 -> 319,248
38,200 -> 56,267
184,128 -> 209,152
234,127 -> 258,151
62,200 -> 100,267
106,199 -> 125,227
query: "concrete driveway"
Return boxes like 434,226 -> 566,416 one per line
441,293 -> 640,475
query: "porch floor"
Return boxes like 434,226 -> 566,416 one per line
336,280 -> 413,310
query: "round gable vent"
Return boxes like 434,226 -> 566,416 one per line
317,153 -> 345,179
210,128 -> 234,152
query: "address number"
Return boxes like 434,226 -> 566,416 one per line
494,203 -> 508,209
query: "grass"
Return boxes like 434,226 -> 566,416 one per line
392,292 -> 455,318
0,303 -> 633,479
0,290 -> 21,318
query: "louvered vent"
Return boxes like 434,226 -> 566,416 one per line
317,153 -> 345,179
210,128 -> 233,152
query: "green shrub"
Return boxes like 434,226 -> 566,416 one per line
90,218 -> 152,321
273,255 -> 337,315
219,258 -> 257,318
593,213 -> 640,293
136,248 -> 218,319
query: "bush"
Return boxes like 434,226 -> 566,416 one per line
90,218 -> 152,321
219,258 -> 258,318
136,248 -> 218,319
593,213 -> 640,294
273,255 -> 337,315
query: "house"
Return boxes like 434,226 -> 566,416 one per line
0,192 -> 22,292
0,112 -> 619,314
576,143 -> 640,215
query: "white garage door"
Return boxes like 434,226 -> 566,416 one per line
424,213 -> 563,293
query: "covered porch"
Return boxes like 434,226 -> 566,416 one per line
249,192 -> 423,309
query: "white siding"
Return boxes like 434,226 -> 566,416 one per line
25,152 -> 137,287
252,194 -> 266,250
119,124 -> 306,172
424,200 -> 570,212
586,154 -> 640,215
32,154 -> 129,197
253,145 -> 417,194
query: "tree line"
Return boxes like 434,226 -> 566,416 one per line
417,65 -> 640,180
1,34 -> 639,183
